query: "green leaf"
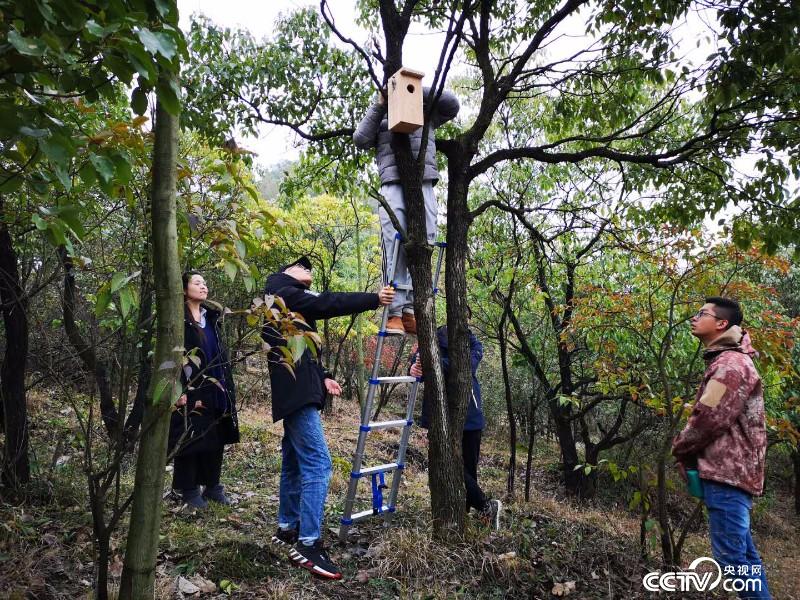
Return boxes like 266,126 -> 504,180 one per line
0,176 -> 23,194
39,135 -> 72,167
95,283 -> 111,317
156,76 -> 181,115
79,162 -> 97,186
32,214 -> 48,231
288,335 -> 306,363
120,39 -> 157,82
90,155 -> 115,184
137,28 -> 177,60
154,0 -> 172,18
223,259 -> 237,281
19,126 -> 50,138
55,205 -> 85,239
152,377 -> 170,406
103,54 -> 136,82
111,270 -> 141,293
119,287 -> 135,318
52,164 -> 72,191
85,19 -> 120,39
45,218 -> 67,246
8,29 -> 47,57
220,579 -> 239,595
131,86 -> 149,115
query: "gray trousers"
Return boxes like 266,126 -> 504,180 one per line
379,181 -> 438,316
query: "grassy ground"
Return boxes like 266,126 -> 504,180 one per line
1,392 -> 798,599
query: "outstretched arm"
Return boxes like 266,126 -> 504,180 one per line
280,285 -> 394,321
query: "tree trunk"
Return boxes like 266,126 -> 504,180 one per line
524,412 -> 535,502
793,447 -> 800,516
354,217 -> 366,408
498,316 -> 516,496
0,202 -> 30,488
655,455 -> 676,567
58,247 -> 119,436
119,83 -> 182,600
391,130 -> 459,538
124,235 -> 154,440
581,444 -> 599,500
550,397 -> 581,495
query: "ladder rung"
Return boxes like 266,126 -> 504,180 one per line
392,284 -> 412,290
370,376 -> 417,385
350,506 -> 392,522
367,419 -> 410,430
358,462 -> 399,477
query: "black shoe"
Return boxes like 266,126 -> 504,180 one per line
203,484 -> 231,505
289,540 -> 342,580
271,527 -> 298,551
480,499 -> 502,530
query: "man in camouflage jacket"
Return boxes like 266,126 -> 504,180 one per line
672,297 -> 771,599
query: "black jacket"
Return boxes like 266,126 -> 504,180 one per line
262,272 -> 379,422
414,325 -> 485,431
169,305 -> 240,456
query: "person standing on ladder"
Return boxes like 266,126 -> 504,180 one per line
262,256 -> 395,580
353,86 -> 459,336
410,315 -> 502,530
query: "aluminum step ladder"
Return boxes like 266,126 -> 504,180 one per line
338,234 -> 445,542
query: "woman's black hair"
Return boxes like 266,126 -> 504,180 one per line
183,270 -> 203,292
183,270 -> 206,341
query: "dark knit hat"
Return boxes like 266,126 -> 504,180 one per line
281,255 -> 312,272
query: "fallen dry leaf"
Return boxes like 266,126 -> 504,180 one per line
177,575 -> 200,595
189,575 -> 216,593
551,580 -> 577,596
355,570 -> 370,584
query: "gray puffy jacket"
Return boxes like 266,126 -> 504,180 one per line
353,88 -> 459,184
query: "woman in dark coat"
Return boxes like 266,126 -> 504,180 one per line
169,271 -> 240,509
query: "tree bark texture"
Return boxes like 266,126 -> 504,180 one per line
394,132 -> 460,537
58,247 -> 119,436
0,201 -> 30,488
794,447 -> 800,516
124,233 -> 155,439
498,313 -> 516,496
119,86 -> 183,600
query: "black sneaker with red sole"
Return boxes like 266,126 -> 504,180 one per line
288,540 -> 342,580
271,527 -> 298,551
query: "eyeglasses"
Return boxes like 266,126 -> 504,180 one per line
693,309 -> 723,320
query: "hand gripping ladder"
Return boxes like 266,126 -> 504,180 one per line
338,233 -> 445,542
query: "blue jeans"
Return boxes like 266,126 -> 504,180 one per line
703,480 -> 771,599
278,405 -> 332,545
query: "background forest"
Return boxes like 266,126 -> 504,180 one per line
1,0 -> 799,598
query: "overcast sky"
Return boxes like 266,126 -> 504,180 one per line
177,0 -> 449,168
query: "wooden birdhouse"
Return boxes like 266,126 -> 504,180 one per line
387,67 -> 425,133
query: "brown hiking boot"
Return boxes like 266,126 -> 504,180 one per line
385,315 -> 405,336
401,312 -> 417,335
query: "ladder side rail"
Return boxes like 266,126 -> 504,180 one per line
340,233 -> 404,542
384,379 -> 421,522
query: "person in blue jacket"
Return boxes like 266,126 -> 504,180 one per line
262,255 -> 394,580
410,320 -> 502,529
